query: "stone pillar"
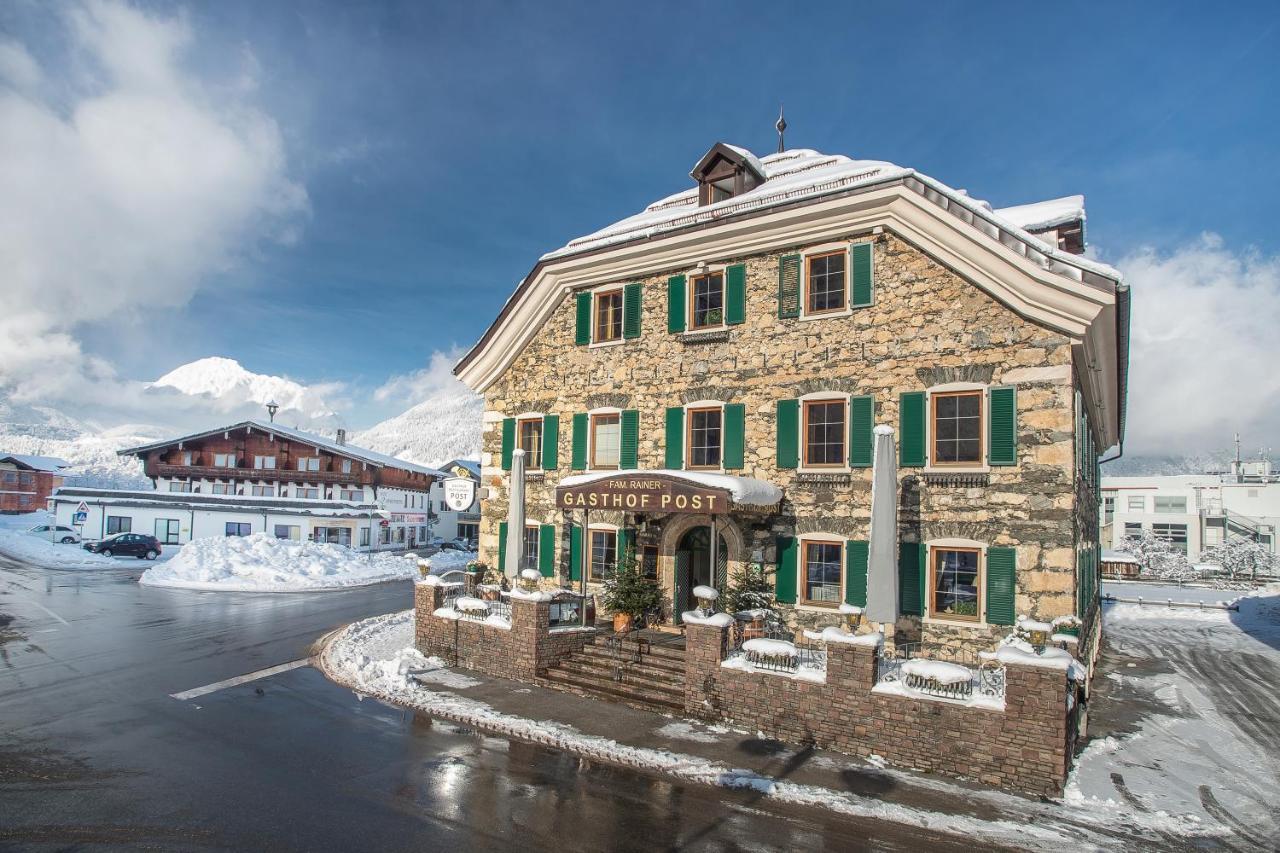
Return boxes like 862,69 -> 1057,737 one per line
509,597 -> 542,682
1001,661 -> 1071,796
414,581 -> 447,655
824,641 -> 879,692
683,623 -> 728,718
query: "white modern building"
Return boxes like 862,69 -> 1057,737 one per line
427,459 -> 480,544
1102,459 -> 1279,561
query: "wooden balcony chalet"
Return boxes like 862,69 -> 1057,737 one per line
153,463 -> 362,485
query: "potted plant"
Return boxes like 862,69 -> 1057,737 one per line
723,561 -> 777,639
474,562 -> 505,601
602,542 -> 661,633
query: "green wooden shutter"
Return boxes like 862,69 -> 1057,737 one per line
899,541 -> 924,615
667,275 -> 686,333
723,403 -> 745,470
574,293 -> 592,345
899,392 -> 926,467
777,254 -> 801,319
985,547 -> 1016,625
776,399 -> 799,469
850,242 -> 873,308
497,521 -> 508,574
848,395 -> 874,467
845,539 -> 868,607
500,418 -> 515,471
542,415 -> 559,470
568,524 -> 582,581
726,263 -> 746,325
623,282 -> 642,339
775,535 -> 797,604
987,386 -> 1016,466
571,413 -> 588,470
664,406 -> 684,470
538,524 -> 556,577
620,409 -> 639,469
618,528 -> 634,567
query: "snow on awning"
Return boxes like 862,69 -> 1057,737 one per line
555,469 -> 782,514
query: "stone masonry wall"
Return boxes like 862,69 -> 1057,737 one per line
479,232 -> 1084,648
414,583 -> 596,681
684,624 -> 1071,796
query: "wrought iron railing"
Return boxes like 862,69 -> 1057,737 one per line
874,642 -> 1005,701
727,614 -> 826,674
547,591 -> 592,628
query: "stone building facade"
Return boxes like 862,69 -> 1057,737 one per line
454,144 -> 1128,662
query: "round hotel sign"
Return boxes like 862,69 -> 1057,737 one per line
443,477 -> 477,512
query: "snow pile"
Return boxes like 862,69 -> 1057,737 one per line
138,533 -> 417,592
0,530 -> 117,569
681,610 -> 734,627
691,584 -> 719,600
820,627 -> 883,647
420,549 -> 474,574
742,638 -> 797,658
902,659 -> 972,685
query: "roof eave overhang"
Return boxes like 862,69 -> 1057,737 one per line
116,422 -> 391,469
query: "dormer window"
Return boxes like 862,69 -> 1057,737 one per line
690,143 -> 766,207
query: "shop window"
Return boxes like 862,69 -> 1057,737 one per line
806,251 -> 847,314
225,522 -> 251,537
802,540 -> 842,605
589,529 -> 618,581
932,391 -> 982,465
691,272 -> 725,329
594,289 -> 623,343
931,547 -> 980,620
106,515 -> 131,535
519,417 -> 544,469
804,400 -> 846,467
590,413 -> 621,469
687,407 -> 723,469
359,527 -> 370,547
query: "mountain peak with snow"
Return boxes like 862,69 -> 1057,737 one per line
149,357 -> 337,419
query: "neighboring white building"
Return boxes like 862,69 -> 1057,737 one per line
49,419 -> 444,551
428,459 -> 480,544
1102,459 -> 1279,561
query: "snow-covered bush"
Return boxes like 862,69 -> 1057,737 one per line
1118,532 -> 1197,582
723,561 -> 777,615
1198,536 -> 1277,582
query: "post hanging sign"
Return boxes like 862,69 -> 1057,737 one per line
443,477 -> 477,512
556,474 -> 731,515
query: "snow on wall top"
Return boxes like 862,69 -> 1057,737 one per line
0,454 -> 71,472
992,195 -> 1085,233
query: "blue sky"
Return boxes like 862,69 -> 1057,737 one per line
3,0 -> 1280,449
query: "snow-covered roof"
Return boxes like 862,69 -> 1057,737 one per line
992,195 -> 1085,233
556,469 -> 782,507
0,454 -> 70,472
51,486 -> 384,516
441,458 -> 481,479
117,420 -> 445,478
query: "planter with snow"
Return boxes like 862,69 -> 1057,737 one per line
742,637 -> 798,671
901,659 -> 974,700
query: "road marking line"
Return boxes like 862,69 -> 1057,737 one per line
170,658 -> 310,700
24,599 -> 69,625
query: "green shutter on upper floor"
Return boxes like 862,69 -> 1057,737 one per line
497,521 -> 508,575
571,413 -> 588,470
538,524 -> 556,577
623,282 -> 643,339
542,415 -> 559,470
985,546 -> 1016,625
500,418 -> 515,471
899,541 -> 925,615
620,409 -> 639,469
665,406 -> 684,470
845,540 -> 869,607
848,395 -> 874,467
726,263 -> 746,325
667,275 -> 687,333
777,254 -> 801,319
850,242 -> 873,308
899,392 -> 926,467
776,399 -> 799,469
774,536 -> 797,604
723,403 -> 745,470
987,386 -> 1016,466
574,292 -> 592,345
568,524 -> 582,581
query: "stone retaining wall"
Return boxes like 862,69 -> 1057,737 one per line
684,624 -> 1071,796
413,583 -> 597,682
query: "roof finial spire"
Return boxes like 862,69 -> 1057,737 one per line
775,104 -> 787,154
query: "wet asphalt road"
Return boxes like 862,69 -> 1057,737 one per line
0,553 -> 982,852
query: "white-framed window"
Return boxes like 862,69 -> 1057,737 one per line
274,524 -> 300,541
594,288 -> 624,343
253,455 -> 276,470
523,524 -> 541,574
687,405 -> 723,469
211,483 -> 232,495
180,451 -> 193,466
799,535 -> 844,606
518,416 -> 544,470
341,459 -> 352,474
251,485 -> 274,497
168,481 -> 192,493
359,527 -> 371,547
154,519 -> 180,544
1123,522 -> 1143,538
929,546 -> 982,621
1103,494 -> 1115,524
225,522 -> 251,537
1154,496 -> 1187,514
296,457 -> 320,472
297,487 -> 319,499
690,270 -> 725,330
589,526 -> 618,581
590,411 -> 621,470
1126,495 -> 1146,513
214,453 -> 236,468
339,489 -> 361,501
805,249 -> 847,315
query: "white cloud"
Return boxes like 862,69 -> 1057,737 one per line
374,348 -> 469,405
1118,234 -> 1280,456
0,0 -> 308,414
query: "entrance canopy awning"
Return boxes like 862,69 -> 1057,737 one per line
555,470 -> 782,515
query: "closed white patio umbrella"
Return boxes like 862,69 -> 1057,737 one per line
866,424 -> 898,631
504,448 -> 526,579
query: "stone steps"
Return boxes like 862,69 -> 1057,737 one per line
540,636 -> 688,714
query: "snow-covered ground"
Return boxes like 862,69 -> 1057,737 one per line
138,533 -> 421,592
320,610 -> 1221,850
0,529 -> 118,569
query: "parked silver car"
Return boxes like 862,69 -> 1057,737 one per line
26,524 -> 81,544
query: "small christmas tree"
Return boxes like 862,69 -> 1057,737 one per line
601,542 -> 662,619
723,561 -> 777,615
